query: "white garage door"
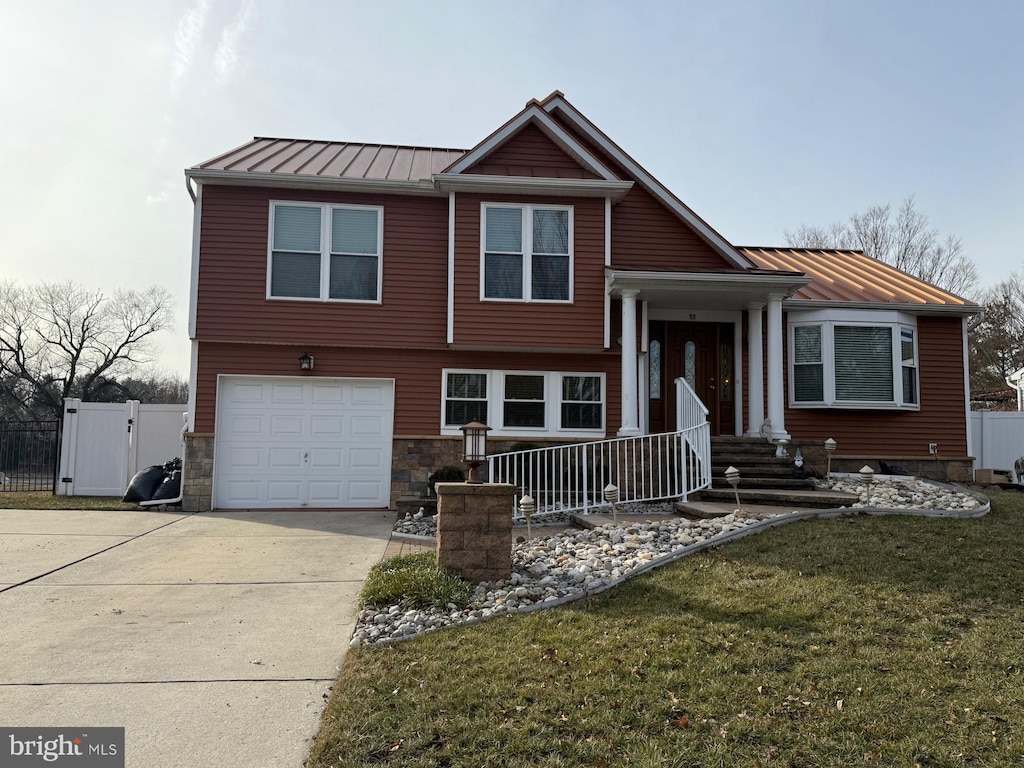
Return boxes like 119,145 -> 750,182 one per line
214,376 -> 394,509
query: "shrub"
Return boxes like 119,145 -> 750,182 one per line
358,551 -> 473,610
428,465 -> 465,496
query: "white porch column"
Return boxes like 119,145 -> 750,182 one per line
765,294 -> 790,441
746,303 -> 765,437
618,290 -> 641,436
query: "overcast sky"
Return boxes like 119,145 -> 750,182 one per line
2,0 -> 1021,378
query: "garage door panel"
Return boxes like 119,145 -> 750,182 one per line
215,376 -> 393,509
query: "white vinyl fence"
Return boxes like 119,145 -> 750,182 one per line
970,411 -> 1024,482
58,399 -> 187,496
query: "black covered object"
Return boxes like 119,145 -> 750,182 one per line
122,466 -> 166,503
149,470 -> 182,501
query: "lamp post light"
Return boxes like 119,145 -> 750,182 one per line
859,464 -> 875,505
603,483 -> 620,522
824,438 -> 837,481
519,494 -> 535,539
460,421 -> 491,484
725,465 -> 742,513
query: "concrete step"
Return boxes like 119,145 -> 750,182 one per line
711,465 -> 806,479
695,487 -> 861,509
713,454 -> 800,466
711,477 -> 817,491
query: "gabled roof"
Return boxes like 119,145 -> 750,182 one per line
740,247 -> 980,311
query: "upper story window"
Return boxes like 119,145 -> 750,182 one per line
481,203 -> 572,302
269,202 -> 382,302
789,310 -> 919,409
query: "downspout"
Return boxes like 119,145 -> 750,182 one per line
138,414 -> 189,508
1008,371 -> 1024,412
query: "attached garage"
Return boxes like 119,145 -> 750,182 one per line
213,375 -> 394,509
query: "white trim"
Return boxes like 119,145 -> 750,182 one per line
186,168 -> 440,196
267,200 -> 384,304
648,309 -> 745,323
604,196 -> 611,350
444,105 -> 619,180
188,181 -> 203,338
963,317 -> 974,458
479,202 -> 574,303
440,368 -> 607,438
784,299 -> 980,316
432,173 -> 632,200
447,192 -> 455,344
187,340 -> 198,432
733,320 -> 744,436
543,96 -> 755,270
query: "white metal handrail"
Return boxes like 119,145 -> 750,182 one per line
489,426 -> 712,519
675,376 -> 709,431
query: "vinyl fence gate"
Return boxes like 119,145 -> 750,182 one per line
0,420 -> 61,493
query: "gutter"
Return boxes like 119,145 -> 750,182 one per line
1008,369 -> 1024,412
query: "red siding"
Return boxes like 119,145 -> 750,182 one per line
193,341 -> 621,437
196,186 -> 449,347
784,315 -> 968,455
452,193 -> 606,349
464,123 -> 600,179
545,111 -> 737,272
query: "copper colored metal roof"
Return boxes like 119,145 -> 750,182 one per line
194,138 -> 467,182
740,247 -> 978,309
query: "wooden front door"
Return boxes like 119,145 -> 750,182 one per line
648,321 -> 735,436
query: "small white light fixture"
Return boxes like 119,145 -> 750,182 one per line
460,421 -> 491,484
603,483 -> 620,522
824,438 -> 837,480
725,465 -> 742,512
298,353 -> 314,371
859,464 -> 875,504
519,494 -> 535,538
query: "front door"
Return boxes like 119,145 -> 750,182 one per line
648,321 -> 734,436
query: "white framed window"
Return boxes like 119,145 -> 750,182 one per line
441,370 -> 604,436
268,201 -> 383,302
481,203 -> 573,302
788,310 -> 919,409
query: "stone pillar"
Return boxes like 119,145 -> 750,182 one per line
619,289 -> 641,436
182,433 -> 214,512
435,482 -> 513,584
765,295 -> 790,442
746,303 -> 765,437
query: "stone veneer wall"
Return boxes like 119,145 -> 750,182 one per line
183,433 -> 214,512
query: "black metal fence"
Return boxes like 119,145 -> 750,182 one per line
0,420 -> 60,493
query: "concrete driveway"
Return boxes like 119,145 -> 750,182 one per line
0,507 -> 393,767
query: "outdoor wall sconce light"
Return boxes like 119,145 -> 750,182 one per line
460,421 -> 491,484
824,438 -> 837,480
859,464 -> 874,504
519,494 -> 535,538
298,353 -> 314,371
725,465 -> 742,512
603,483 -> 620,522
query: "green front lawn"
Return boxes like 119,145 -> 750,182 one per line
0,491 -> 139,510
308,491 -> 1024,767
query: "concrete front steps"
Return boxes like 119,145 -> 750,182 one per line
678,436 -> 861,516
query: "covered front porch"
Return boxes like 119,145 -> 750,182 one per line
608,269 -> 811,442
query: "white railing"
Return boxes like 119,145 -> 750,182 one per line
674,376 -> 712,489
489,426 -> 712,519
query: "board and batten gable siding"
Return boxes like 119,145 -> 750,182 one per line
782,314 -> 969,455
544,109 -> 738,272
462,122 -> 602,179
192,341 -> 621,437
452,193 -> 606,349
196,185 -> 449,347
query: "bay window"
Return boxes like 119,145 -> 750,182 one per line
482,203 -> 572,302
269,201 -> 382,302
789,311 -> 918,408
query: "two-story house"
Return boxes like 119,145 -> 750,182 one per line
182,91 -> 979,512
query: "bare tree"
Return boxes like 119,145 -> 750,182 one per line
0,281 -> 174,421
784,196 -> 979,298
969,272 -> 1024,395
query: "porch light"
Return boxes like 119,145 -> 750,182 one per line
725,465 -> 742,513
460,421 -> 491,484
603,483 -> 620,522
298,353 -> 314,371
519,494 -> 535,539
824,438 -> 837,480
859,464 -> 874,504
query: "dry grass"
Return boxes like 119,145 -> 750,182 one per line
308,490 -> 1024,767
0,491 -> 139,510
